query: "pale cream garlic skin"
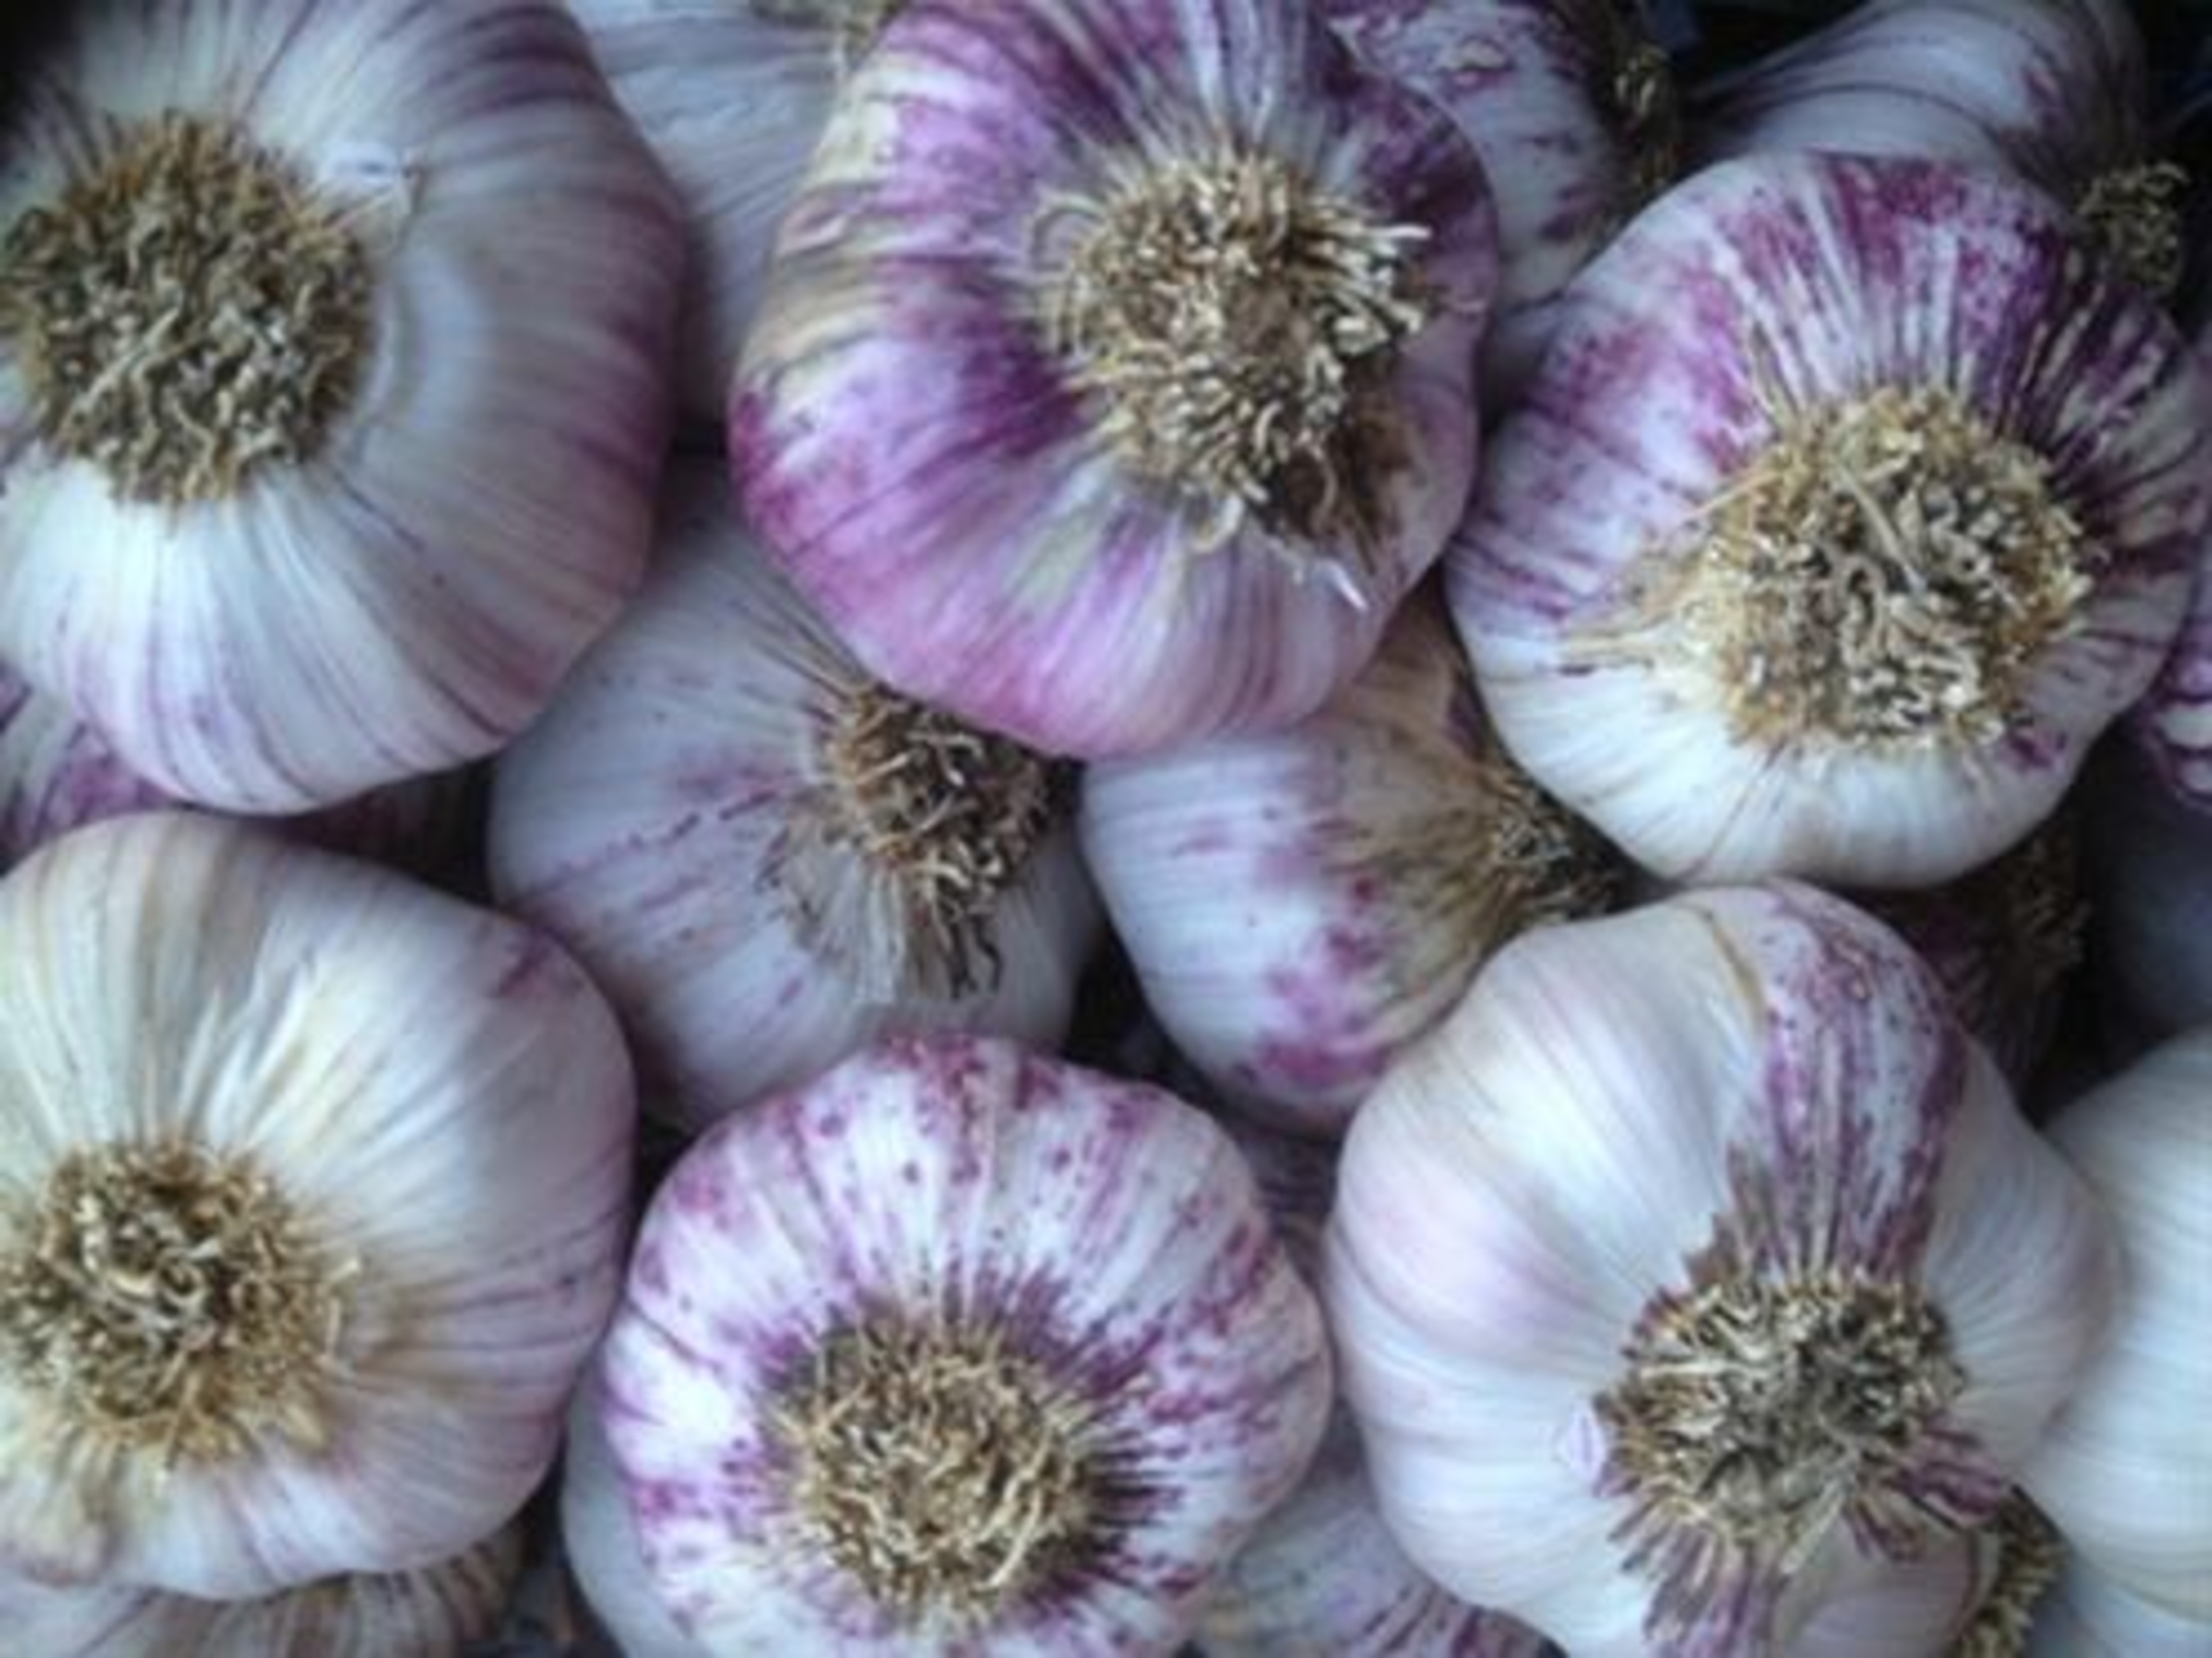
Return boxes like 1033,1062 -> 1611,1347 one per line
1325,884 -> 2118,1655
490,463 -> 1099,1133
2020,1030 -> 2212,1622
1449,150 -> 2212,887
0,1520 -> 523,1657
1083,590 -> 1615,1137
599,1034 -> 1331,1653
0,813 -> 635,1597
0,0 -> 680,812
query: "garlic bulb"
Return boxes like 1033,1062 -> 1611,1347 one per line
0,662 -> 484,885
2082,740 -> 2212,1045
2021,1030 -> 2212,1618
0,0 -> 679,811
2026,1549 -> 2212,1655
0,1521 -> 523,1656
733,0 -> 1499,758
1323,0 -> 1679,400
490,463 -> 1099,1132
0,812 -> 634,1595
563,1383 -> 707,1658
2131,320 -> 2212,811
1449,151 -> 2212,886
1695,1 -> 2182,296
1201,1122 -> 1551,1658
571,0 -> 896,428
600,1034 -> 1330,1650
1083,591 -> 1615,1137
1326,883 -> 2118,1654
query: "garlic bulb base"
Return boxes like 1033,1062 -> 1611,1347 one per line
2,111 -> 371,506
1956,1496 -> 2063,1657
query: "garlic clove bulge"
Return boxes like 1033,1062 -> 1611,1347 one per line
490,461 -> 1100,1133
563,1381 -> 709,1658
1694,1 -> 2181,297
0,1520 -> 524,1656
1083,589 -> 1616,1137
0,0 -> 681,811
1325,883 -> 2117,1655
2025,1547 -> 2212,1655
571,0 -> 896,429
1449,151 -> 2212,886
1323,0 -> 1680,404
2020,1029 -> 2212,1619
0,812 -> 635,1597
733,0 -> 1499,758
599,1034 -> 1331,1651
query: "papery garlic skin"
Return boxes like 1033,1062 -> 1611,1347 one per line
1326,884 -> 2117,1655
2025,1549 -> 2212,1655
0,0 -> 679,811
2131,317 -> 2212,809
1449,152 -> 2212,886
0,813 -> 634,1596
2082,741 -> 2212,1046
562,1383 -> 708,1658
571,0 -> 882,428
1695,2 -> 2174,291
601,1035 -> 1330,1651
1324,0 -> 1677,400
0,1522 -> 523,1656
491,463 -> 1099,1133
1083,592 -> 1613,1136
734,0 -> 1498,758
2021,1032 -> 2212,1619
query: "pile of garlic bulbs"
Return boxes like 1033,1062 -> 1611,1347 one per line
1,0 -> 2208,1653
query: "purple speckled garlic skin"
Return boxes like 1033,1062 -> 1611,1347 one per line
1449,151 -> 2212,886
600,1034 -> 1331,1653
1326,884 -> 2119,1654
731,0 -> 1498,759
1695,0 -> 2151,207
1324,0 -> 1662,403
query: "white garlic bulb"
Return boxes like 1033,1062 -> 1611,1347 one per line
1326,884 -> 2117,1654
2026,1548 -> 2212,1655
490,463 -> 1099,1133
0,0 -> 680,811
0,812 -> 634,1596
733,0 -> 1499,758
2021,1029 -> 2212,1619
1083,591 -> 1614,1137
563,1380 -> 707,1658
0,1521 -> 523,1656
600,1034 -> 1330,1651
1450,151 -> 2212,886
571,0 -> 896,427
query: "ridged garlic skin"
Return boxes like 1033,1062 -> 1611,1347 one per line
1326,885 -> 2117,1655
2025,1550 -> 2212,1655
0,0 -> 679,812
1324,0 -> 1674,400
1449,152 -> 2212,886
2131,317 -> 2212,808
569,0 -> 852,426
1696,0 -> 2150,203
562,1385 -> 708,1658
1084,594 -> 1610,1136
733,0 -> 1498,758
0,814 -> 634,1596
600,1035 -> 1331,1651
2022,1033 -> 2212,1619
2082,744 -> 2212,1045
0,1523 -> 523,1656
490,465 -> 1098,1133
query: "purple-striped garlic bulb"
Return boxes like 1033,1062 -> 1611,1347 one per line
599,1035 -> 1330,1650
570,0 -> 903,429
489,464 -> 1099,1133
733,0 -> 1499,759
1201,1121 -> 1553,1658
0,662 -> 485,886
1450,152 -> 2212,887
1323,0 -> 1679,401
0,1521 -> 523,1656
1326,884 -> 2117,1655
1693,0 -> 2182,298
1083,590 -> 1616,1137
2130,311 -> 2212,811
0,813 -> 635,1596
2022,1031 -> 2212,1623
0,0 -> 679,812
